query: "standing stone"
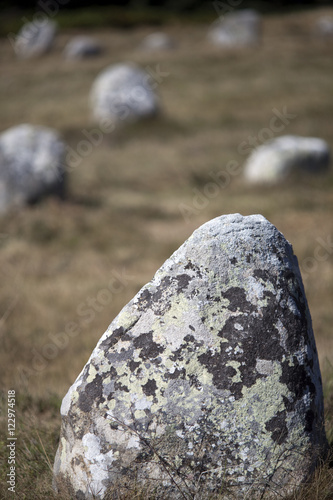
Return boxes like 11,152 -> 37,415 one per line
0,124 -> 66,213
244,135 -> 331,184
63,36 -> 103,60
208,9 -> 261,48
90,63 -> 159,127
53,214 -> 327,499
14,19 -> 56,59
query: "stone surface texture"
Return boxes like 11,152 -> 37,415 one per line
53,214 -> 327,499
0,124 -> 65,213
208,9 -> 261,47
14,20 -> 56,58
63,36 -> 103,59
90,63 -> 159,127
244,135 -> 331,184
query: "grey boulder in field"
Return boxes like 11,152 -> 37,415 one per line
63,36 -> 103,60
244,135 -> 330,184
14,19 -> 56,58
90,63 -> 159,127
208,9 -> 261,48
53,214 -> 327,499
0,124 -> 65,213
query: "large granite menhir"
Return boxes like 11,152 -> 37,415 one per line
53,214 -> 328,499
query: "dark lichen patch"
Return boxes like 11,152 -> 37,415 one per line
78,374 -> 104,412
184,259 -> 202,278
222,287 -> 254,313
197,350 -> 237,392
142,379 -> 157,397
136,276 -> 174,315
114,381 -> 130,392
265,411 -> 288,444
133,332 -> 165,360
100,327 -> 132,351
305,409 -> 315,433
170,335 -> 203,363
175,274 -> 192,293
129,360 -> 140,372
280,358 -> 316,401
188,373 -> 202,390
253,269 -> 270,281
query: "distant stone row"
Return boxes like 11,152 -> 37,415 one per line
12,9 -> 333,59
0,60 -> 331,212
0,123 -> 330,215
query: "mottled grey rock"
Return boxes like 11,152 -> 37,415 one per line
139,32 -> 175,51
90,63 -> 159,127
244,135 -> 331,184
53,214 -> 327,499
63,36 -> 103,60
14,19 -> 56,59
0,124 -> 66,213
208,9 -> 261,48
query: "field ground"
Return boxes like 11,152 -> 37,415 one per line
0,6 -> 333,499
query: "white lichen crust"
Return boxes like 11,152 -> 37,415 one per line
53,214 -> 327,499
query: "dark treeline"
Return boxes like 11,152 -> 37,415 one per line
1,0 -> 332,11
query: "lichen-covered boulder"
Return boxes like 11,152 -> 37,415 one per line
0,124 -> 66,213
63,36 -> 103,60
244,135 -> 331,184
53,214 -> 327,499
90,63 -> 159,127
208,9 -> 261,48
14,19 -> 56,59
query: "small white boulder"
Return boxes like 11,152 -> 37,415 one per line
243,135 -> 331,184
63,36 -> 103,60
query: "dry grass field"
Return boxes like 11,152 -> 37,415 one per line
0,6 -> 333,499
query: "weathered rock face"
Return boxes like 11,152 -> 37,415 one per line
90,63 -> 159,127
244,135 -> 331,184
14,20 -> 56,59
0,124 -> 66,213
53,214 -> 327,499
208,9 -> 261,48
63,36 -> 103,60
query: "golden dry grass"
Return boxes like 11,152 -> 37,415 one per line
0,6 -> 333,499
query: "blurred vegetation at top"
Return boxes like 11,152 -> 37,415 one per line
1,0 -> 333,36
